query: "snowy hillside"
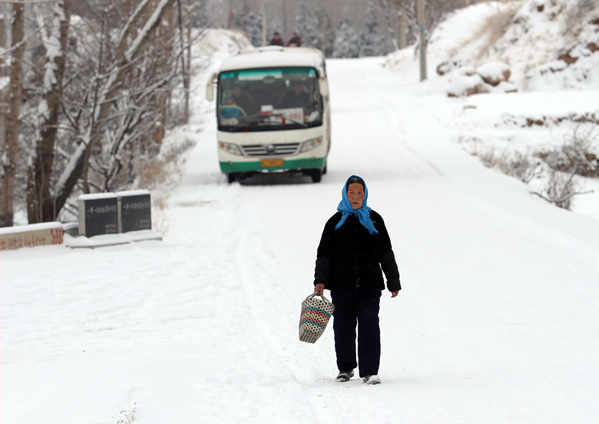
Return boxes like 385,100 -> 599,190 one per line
3,14 -> 599,424
386,0 -> 599,90
385,0 -> 599,220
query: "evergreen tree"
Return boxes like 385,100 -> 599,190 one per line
360,2 -> 388,57
337,17 -> 350,31
314,5 -> 334,57
295,3 -> 319,48
332,19 -> 360,58
244,11 -> 263,47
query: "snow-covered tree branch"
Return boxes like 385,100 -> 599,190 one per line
0,0 -> 199,225
49,0 -> 183,220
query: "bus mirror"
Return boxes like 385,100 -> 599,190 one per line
205,73 -> 216,101
318,79 -> 329,96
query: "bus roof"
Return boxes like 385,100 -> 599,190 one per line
219,47 -> 326,73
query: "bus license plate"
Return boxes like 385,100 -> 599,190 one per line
261,159 -> 283,168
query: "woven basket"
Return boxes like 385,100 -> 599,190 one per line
299,292 -> 335,344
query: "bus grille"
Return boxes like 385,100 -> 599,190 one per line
241,143 -> 301,157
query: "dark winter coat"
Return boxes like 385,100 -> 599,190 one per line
287,36 -> 302,47
269,37 -> 284,46
314,211 -> 401,292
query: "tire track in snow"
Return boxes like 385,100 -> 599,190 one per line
379,98 -> 449,182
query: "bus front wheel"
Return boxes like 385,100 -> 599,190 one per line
311,169 -> 322,183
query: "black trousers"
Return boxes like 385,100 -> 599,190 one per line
330,289 -> 381,377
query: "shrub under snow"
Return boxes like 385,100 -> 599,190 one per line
477,62 -> 511,86
447,67 -> 489,97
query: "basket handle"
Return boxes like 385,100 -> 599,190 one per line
308,292 -> 332,304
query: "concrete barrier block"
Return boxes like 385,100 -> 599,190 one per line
0,222 -> 65,251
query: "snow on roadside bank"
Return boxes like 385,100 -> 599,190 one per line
448,89 -> 599,219
385,0 -> 599,91
384,1 -> 599,220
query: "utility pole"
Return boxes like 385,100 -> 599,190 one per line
417,0 -> 427,81
262,0 -> 267,46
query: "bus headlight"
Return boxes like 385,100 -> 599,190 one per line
219,142 -> 242,156
300,137 -> 322,153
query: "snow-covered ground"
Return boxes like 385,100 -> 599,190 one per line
3,9 -> 599,424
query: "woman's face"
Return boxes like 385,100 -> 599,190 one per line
347,183 -> 365,210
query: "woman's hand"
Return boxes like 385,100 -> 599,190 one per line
391,291 -> 399,298
314,283 -> 325,295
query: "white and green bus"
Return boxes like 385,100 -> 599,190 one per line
206,46 -> 331,183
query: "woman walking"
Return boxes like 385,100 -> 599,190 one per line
313,175 -> 400,385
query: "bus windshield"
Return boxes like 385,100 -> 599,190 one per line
217,67 -> 323,131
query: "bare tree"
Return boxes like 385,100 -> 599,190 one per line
0,0 -> 200,226
26,0 -> 72,224
0,3 -> 25,227
48,0 -> 181,218
0,0 -> 204,225
184,0 -> 193,124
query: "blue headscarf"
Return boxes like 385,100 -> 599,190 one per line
335,175 -> 378,234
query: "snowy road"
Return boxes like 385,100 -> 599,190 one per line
3,57 -> 599,424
